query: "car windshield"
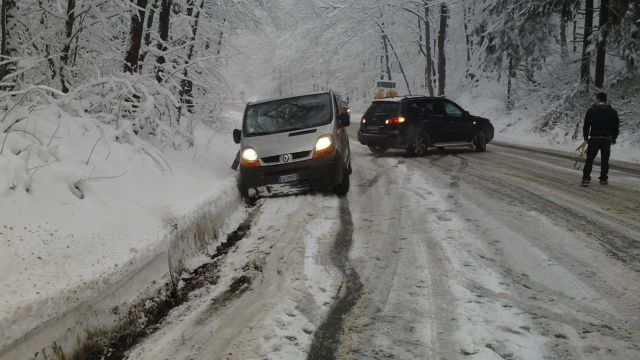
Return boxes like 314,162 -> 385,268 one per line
243,93 -> 332,136
364,102 -> 400,118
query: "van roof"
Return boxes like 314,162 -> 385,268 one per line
248,91 -> 333,106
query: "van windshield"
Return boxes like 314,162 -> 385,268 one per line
243,93 -> 332,136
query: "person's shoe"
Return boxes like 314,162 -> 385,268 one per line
581,179 -> 590,187
599,179 -> 608,185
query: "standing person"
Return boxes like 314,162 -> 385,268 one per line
581,92 -> 620,186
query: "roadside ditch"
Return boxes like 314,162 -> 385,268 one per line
0,187 -> 251,360
71,205 -> 259,359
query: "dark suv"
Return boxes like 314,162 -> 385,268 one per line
357,96 -> 494,155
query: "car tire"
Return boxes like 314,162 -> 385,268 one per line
368,145 -> 388,154
238,185 -> 257,204
334,168 -> 350,196
474,130 -> 487,152
407,132 -> 430,157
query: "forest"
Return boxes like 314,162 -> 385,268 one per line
1,2 -> 639,358
1,0 -> 639,145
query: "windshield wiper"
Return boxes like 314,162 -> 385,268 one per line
245,131 -> 276,136
286,126 -> 313,132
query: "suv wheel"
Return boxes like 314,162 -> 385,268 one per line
474,131 -> 487,152
368,145 -> 388,154
407,133 -> 429,157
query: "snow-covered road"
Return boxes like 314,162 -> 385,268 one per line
127,141 -> 640,359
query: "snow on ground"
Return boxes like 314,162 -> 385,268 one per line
126,197 -> 342,360
353,85 -> 640,165
337,142 -> 639,359
456,82 -> 640,164
0,104 -> 241,350
404,168 -> 549,359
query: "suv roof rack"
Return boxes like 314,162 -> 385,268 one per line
375,94 -> 452,102
374,95 -> 427,102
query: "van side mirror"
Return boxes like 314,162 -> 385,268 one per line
462,110 -> 470,117
338,113 -> 350,127
233,129 -> 241,144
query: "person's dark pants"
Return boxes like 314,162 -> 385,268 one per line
582,139 -> 611,181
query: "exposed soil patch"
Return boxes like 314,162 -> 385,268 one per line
70,206 -> 260,360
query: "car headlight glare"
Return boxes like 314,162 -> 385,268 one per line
315,135 -> 333,151
241,148 -> 258,161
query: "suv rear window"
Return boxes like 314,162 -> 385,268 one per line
364,102 -> 400,118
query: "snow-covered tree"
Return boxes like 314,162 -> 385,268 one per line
0,0 -> 17,89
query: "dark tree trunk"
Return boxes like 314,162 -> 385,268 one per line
179,0 -> 204,114
60,0 -> 76,93
433,38 -> 437,80
506,55 -> 514,112
0,0 -> 16,89
216,18 -> 226,56
463,6 -> 471,65
424,3 -> 434,96
560,0 -> 571,60
437,3 -> 448,96
594,0 -> 609,88
580,0 -> 594,85
125,0 -> 148,73
155,0 -> 172,83
139,0 -> 159,69
381,24 -> 392,81
573,0 -> 580,53
560,21 -> 567,59
37,0 -> 57,81
0,0 -> 6,75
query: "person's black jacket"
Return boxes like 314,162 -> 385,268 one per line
583,103 -> 620,141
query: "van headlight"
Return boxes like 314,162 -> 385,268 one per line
315,135 -> 333,151
240,147 -> 260,167
241,147 -> 258,161
313,135 -> 336,159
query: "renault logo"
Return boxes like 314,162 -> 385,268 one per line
281,154 -> 291,163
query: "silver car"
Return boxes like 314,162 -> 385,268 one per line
232,91 -> 352,198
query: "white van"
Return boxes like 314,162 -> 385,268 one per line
232,91 -> 352,198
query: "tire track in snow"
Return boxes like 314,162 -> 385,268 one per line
70,204 -> 260,360
413,150 -> 640,358
307,197 -> 363,360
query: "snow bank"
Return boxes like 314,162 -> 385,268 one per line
0,104 -> 241,355
456,77 -> 640,164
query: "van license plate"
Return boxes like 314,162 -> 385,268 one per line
279,174 -> 299,183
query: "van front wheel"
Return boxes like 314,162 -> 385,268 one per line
334,170 -> 350,196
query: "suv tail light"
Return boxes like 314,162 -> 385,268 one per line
385,116 -> 405,125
